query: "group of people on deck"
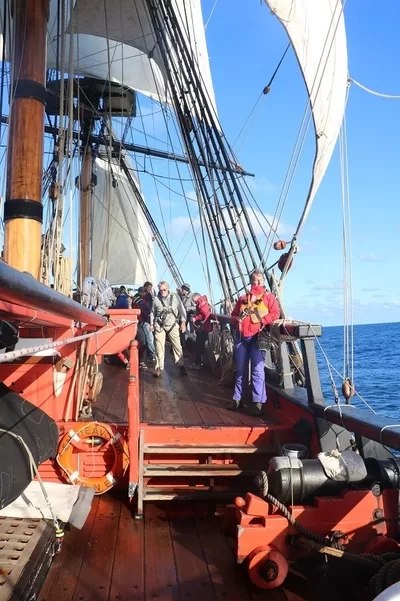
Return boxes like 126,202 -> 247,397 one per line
112,269 -> 280,418
113,281 -> 213,379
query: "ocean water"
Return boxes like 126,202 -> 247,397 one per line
316,322 -> 399,419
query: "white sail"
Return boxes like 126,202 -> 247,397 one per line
46,0 -> 216,112
1,1 -> 216,111
66,0 -> 216,113
265,0 -> 348,229
91,154 -> 157,287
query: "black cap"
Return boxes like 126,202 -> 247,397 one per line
181,283 -> 191,292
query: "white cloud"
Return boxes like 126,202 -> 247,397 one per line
247,176 -> 278,195
359,252 -> 386,263
186,190 -> 197,201
168,206 -> 291,240
246,207 -> 291,237
158,198 -> 178,208
361,287 -> 380,292
216,205 -> 291,239
313,280 -> 343,291
169,215 -> 201,234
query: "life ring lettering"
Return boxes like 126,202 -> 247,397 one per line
56,422 -> 129,495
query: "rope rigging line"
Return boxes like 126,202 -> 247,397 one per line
278,0 -> 348,284
145,3 -> 240,298
145,0 -> 275,303
349,77 -> 400,99
232,43 -> 290,152
258,0 -> 347,279
310,325 -> 376,415
126,1 -> 225,292
204,0 -> 218,30
339,114 -> 354,385
136,95 -> 172,254
144,10 -> 232,297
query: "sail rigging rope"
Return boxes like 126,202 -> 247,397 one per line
0,428 -> 61,530
146,0 -> 272,300
136,1 -> 236,298
204,0 -> 218,30
232,43 -> 290,152
339,112 -> 354,384
349,77 -> 400,99
258,0 -> 347,278
310,325 -> 376,415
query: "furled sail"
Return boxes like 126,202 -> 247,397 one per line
1,1 -> 216,110
67,0 -> 216,112
265,0 -> 348,230
91,153 -> 156,287
52,0 -> 215,111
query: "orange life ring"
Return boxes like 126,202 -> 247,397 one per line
57,422 -> 129,495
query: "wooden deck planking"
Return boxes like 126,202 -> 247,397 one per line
71,495 -> 120,601
40,495 -> 292,601
169,517 -> 218,601
94,353 -> 280,429
39,497 -> 100,601
109,502 -> 144,601
161,363 -> 205,425
144,504 -> 180,601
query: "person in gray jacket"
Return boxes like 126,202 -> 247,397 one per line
178,283 -> 196,346
151,281 -> 187,377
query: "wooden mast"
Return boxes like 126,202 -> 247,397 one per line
4,0 -> 49,277
78,140 -> 92,289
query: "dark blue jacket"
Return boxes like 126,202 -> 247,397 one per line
115,293 -> 129,309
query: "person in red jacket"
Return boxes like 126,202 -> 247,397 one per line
230,270 -> 280,415
188,293 -> 212,370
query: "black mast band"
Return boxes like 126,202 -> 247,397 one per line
4,199 -> 43,223
13,79 -> 47,106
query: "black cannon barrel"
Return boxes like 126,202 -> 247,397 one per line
0,261 -> 106,327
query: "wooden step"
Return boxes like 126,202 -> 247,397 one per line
143,488 -> 241,501
143,463 -> 259,477
143,443 -> 276,454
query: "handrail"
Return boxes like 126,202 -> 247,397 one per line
211,314 -> 322,339
312,402 -> 400,452
0,261 -> 106,327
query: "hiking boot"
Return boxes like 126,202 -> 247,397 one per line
188,363 -> 203,370
179,365 -> 188,376
248,402 -> 263,417
153,368 -> 161,378
139,362 -> 148,370
228,399 -> 241,411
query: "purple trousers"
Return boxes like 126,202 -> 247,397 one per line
233,335 -> 267,404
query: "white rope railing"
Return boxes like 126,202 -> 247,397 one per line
0,320 -> 137,364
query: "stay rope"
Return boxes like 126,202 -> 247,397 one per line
349,77 -> 400,100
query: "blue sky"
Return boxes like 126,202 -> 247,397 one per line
139,0 -> 400,326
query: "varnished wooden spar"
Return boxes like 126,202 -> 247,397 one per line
4,0 -> 49,277
78,144 -> 92,287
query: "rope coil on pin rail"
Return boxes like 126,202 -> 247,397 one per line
57,422 -> 129,495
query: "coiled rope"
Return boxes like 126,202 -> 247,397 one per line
256,471 -> 400,570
